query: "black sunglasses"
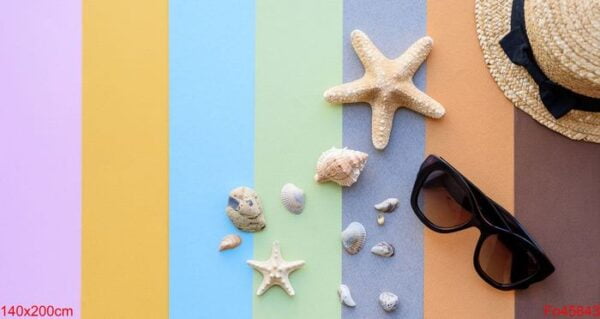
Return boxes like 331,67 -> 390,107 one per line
411,155 -> 554,290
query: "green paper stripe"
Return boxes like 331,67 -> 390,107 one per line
254,0 -> 342,317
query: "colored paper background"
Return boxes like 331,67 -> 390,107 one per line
0,0 -> 598,318
169,0 -> 255,318
82,0 -> 168,317
425,0 -> 516,317
253,0 -> 342,318
0,1 -> 81,317
342,1 -> 426,318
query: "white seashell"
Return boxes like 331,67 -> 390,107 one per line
280,183 -> 305,214
219,234 -> 242,251
379,292 -> 399,312
314,147 -> 368,187
338,284 -> 356,307
226,186 -> 266,232
377,213 -> 385,225
374,198 -> 399,212
341,222 -> 366,255
371,242 -> 394,257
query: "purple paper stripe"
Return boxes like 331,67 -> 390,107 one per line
0,1 -> 81,316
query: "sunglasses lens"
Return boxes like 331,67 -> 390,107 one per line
417,170 -> 473,229
478,233 -> 540,285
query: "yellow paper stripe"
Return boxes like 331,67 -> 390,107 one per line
82,0 -> 168,317
425,0 -> 515,318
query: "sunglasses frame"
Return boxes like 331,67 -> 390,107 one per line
410,155 -> 555,290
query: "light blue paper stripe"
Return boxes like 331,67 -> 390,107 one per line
342,0 -> 426,318
169,1 -> 254,318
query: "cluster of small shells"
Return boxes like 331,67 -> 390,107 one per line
220,187 -> 264,253
374,197 -> 399,225
338,284 -> 400,312
220,147 -> 400,312
338,196 -> 401,310
220,182 -> 306,252
341,223 -> 394,258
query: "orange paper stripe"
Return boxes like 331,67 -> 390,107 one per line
425,0 -> 515,318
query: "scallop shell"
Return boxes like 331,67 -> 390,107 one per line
338,284 -> 356,307
341,222 -> 366,255
280,183 -> 305,214
371,242 -> 394,257
314,147 -> 368,187
374,198 -> 399,213
379,292 -> 399,312
225,186 -> 266,232
218,234 -> 242,251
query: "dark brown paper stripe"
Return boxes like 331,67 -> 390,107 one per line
515,110 -> 600,318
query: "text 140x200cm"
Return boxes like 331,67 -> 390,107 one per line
1,305 -> 73,318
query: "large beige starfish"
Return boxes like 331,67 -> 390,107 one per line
247,241 -> 305,296
324,30 -> 445,150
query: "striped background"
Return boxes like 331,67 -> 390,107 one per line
0,0 -> 598,319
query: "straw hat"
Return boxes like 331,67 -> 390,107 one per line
476,0 -> 600,142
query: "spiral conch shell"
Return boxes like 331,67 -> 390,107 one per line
219,234 -> 242,251
314,147 -> 368,187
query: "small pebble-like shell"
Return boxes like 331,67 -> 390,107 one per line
338,284 -> 356,307
314,147 -> 368,187
377,213 -> 385,225
371,242 -> 394,257
374,198 -> 399,212
379,292 -> 399,312
226,186 -> 266,232
219,234 -> 242,251
341,222 -> 366,255
280,183 -> 305,214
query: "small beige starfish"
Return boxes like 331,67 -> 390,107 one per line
247,241 -> 305,296
324,30 -> 445,150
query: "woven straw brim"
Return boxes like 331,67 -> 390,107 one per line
475,0 -> 600,143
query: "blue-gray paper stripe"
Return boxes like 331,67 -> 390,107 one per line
342,1 -> 426,318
